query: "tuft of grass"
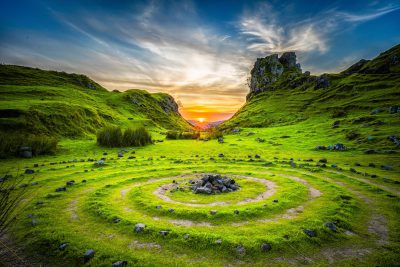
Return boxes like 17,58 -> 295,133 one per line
166,131 -> 200,140
97,126 -> 152,147
0,133 -> 58,158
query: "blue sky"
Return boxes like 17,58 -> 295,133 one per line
1,0 -> 399,120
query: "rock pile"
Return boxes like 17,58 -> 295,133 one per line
190,174 -> 240,194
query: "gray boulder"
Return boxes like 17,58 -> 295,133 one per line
83,249 -> 95,263
134,223 -> 145,233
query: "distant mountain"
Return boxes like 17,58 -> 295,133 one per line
0,65 -> 193,136
187,120 -> 225,129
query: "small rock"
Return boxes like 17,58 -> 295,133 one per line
25,169 -> 34,174
112,261 -> 128,267
83,249 -> 95,263
134,223 -> 145,233
261,243 -> 272,252
349,168 -> 357,173
159,230 -> 169,236
183,234 -> 190,239
355,162 -> 361,166
19,183 -> 28,188
118,152 -> 123,157
156,205 -> 162,209
82,180 -> 87,183
55,187 -> 66,192
319,158 -> 327,163
325,222 -> 337,232
381,165 -> 393,171
215,239 -> 222,244
59,243 -> 69,250
66,181 -> 75,186
234,209 -> 239,215
218,153 -> 224,157
255,154 -> 260,158
303,229 -> 316,237
168,208 -> 174,213
210,210 -> 217,215
273,199 -> 279,203
113,217 -> 121,223
236,245 -> 246,255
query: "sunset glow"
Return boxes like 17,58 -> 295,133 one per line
197,118 -> 206,123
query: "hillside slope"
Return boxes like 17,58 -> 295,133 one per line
0,65 -> 192,136
221,44 -> 400,152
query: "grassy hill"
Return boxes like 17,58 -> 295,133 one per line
0,65 -> 192,137
221,44 -> 400,152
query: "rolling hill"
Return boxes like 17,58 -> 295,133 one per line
0,65 -> 192,137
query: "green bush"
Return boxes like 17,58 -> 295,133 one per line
0,133 -> 58,158
97,126 -> 123,147
97,126 -> 152,147
123,127 -> 152,146
205,129 -> 223,139
166,131 -> 199,140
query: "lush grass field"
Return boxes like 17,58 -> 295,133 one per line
1,123 -> 399,266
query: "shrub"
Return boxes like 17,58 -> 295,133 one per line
97,126 -> 123,147
166,131 -> 199,140
97,126 -> 152,147
0,133 -> 58,158
123,127 -> 152,146
205,129 -> 223,139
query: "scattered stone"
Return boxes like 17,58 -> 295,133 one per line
31,181 -> 38,185
82,179 -> 87,183
349,168 -> 357,173
19,147 -> 32,158
112,261 -> 128,267
66,180 -> 75,186
83,249 -> 95,263
59,243 -> 69,250
364,149 -> 377,154
355,162 -> 361,166
36,201 -> 44,205
134,223 -> 145,233
55,187 -> 66,192
19,183 -> 28,188
255,137 -> 265,143
159,230 -> 169,236
319,158 -> 327,163
234,209 -> 239,215
218,153 -> 224,157
31,219 -> 39,226
118,152 -> 123,157
210,210 -> 217,215
191,174 -> 240,194
113,218 -> 121,223
168,208 -> 174,213
183,234 -> 190,239
331,164 -> 337,168
325,222 -> 337,232
255,154 -> 260,158
389,106 -> 400,114
128,156 -> 136,159
315,74 -> 330,89
315,145 -> 326,150
303,229 -> 316,237
332,143 -> 346,151
388,135 -> 400,146
156,205 -> 162,209
261,243 -> 272,252
25,169 -> 34,174
33,163 -> 39,168
381,165 -> 393,171
215,239 -> 222,244
273,199 -> 279,203
94,160 -> 105,166
332,121 -> 340,128
236,245 -> 246,255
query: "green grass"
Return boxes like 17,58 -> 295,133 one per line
0,45 -> 399,266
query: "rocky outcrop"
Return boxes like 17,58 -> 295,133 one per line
248,52 -> 302,99
158,95 -> 179,113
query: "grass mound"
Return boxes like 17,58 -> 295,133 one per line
97,126 -> 152,147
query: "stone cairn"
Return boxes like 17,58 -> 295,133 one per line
189,174 -> 240,194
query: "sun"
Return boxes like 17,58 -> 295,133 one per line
197,118 -> 206,123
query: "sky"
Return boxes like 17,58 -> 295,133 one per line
1,0 -> 399,121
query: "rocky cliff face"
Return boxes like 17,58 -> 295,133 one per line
249,52 -> 302,98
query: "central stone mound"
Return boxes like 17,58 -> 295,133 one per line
190,174 -> 240,194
